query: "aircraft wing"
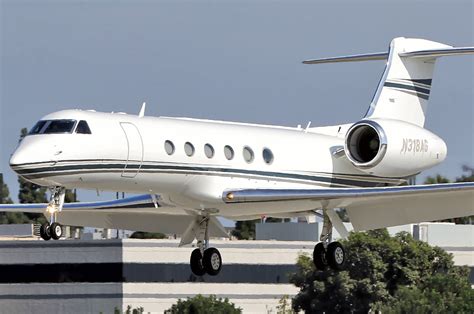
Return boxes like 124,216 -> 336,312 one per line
223,182 -> 474,231
0,194 -> 228,238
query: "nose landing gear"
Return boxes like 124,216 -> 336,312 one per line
39,187 -> 65,241
313,209 -> 347,271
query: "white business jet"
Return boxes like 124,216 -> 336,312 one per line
2,37 -> 474,276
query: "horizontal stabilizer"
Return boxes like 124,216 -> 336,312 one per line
399,47 -> 474,58
302,52 -> 388,64
303,40 -> 473,65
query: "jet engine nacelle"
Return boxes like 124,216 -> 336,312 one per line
344,119 -> 447,177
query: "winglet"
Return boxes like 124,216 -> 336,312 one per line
138,102 -> 146,118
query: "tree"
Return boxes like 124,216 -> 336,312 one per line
290,230 -> 473,313
165,295 -> 241,314
0,173 -> 32,224
232,220 -> 258,240
0,173 -> 13,204
424,174 -> 450,184
456,164 -> 474,182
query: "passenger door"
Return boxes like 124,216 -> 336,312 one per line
120,122 -> 143,178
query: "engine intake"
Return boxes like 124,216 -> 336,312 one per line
345,120 -> 387,168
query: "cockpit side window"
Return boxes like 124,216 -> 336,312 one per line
43,120 -> 77,134
29,121 -> 47,135
75,120 -> 92,134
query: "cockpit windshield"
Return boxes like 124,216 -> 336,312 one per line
28,120 -> 77,135
29,121 -> 47,135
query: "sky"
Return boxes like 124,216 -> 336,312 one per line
1,0 -> 473,204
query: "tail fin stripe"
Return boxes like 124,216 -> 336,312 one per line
383,82 -> 431,95
390,78 -> 432,89
407,79 -> 432,86
394,89 -> 430,100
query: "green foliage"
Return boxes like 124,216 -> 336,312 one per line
335,208 -> 349,222
125,305 -> 144,314
65,189 -> 78,203
130,231 -> 166,239
265,217 -> 291,223
0,173 -> 32,224
113,305 -> 144,314
290,230 -> 474,313
232,218 -> 291,240
18,173 -> 48,224
0,173 -> 13,204
18,176 -> 48,204
455,165 -> 474,182
232,220 -> 258,240
165,294 -> 241,314
424,174 -> 450,184
276,295 -> 294,314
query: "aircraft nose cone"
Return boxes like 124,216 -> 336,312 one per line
9,147 -> 28,170
9,138 -> 42,171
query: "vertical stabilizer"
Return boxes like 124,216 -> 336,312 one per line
303,37 -> 474,128
365,38 -> 451,127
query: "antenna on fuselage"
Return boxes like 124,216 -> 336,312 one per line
138,102 -> 146,118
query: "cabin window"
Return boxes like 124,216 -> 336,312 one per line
43,120 -> 77,134
243,146 -> 254,163
75,120 -> 92,134
224,145 -> 234,160
29,121 -> 47,135
263,148 -> 274,164
184,142 -> 195,157
204,144 -> 215,158
164,140 -> 175,155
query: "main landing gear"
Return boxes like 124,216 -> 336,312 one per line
189,216 -> 222,276
39,187 -> 65,241
313,209 -> 347,271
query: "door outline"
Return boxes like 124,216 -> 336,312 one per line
120,122 -> 144,178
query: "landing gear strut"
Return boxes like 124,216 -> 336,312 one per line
189,215 -> 222,276
39,187 -> 65,241
313,209 -> 346,271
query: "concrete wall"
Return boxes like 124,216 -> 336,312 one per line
0,224 -> 34,237
418,223 -> 474,247
0,236 -> 472,313
256,222 -> 472,248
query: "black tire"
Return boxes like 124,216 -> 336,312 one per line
202,247 -> 222,276
313,242 -> 328,270
50,222 -> 63,240
39,223 -> 51,241
190,248 -> 206,276
326,241 -> 346,271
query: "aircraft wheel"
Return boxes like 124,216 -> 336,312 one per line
190,248 -> 206,276
202,247 -> 222,276
50,222 -> 63,240
326,241 -> 346,271
39,223 -> 51,241
313,242 -> 328,270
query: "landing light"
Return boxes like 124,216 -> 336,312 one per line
46,204 -> 56,214
226,193 -> 234,200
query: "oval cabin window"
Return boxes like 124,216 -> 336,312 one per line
184,142 -> 195,157
224,145 -> 234,160
164,140 -> 175,155
204,144 -> 215,158
262,148 -> 274,164
243,146 -> 254,163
